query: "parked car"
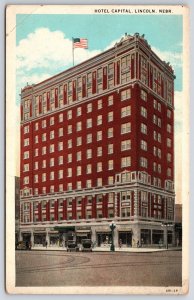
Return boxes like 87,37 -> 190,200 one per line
16,241 -> 31,250
81,239 -> 92,252
66,240 -> 79,252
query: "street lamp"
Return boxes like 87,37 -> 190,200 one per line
161,222 -> 173,249
109,221 -> 116,251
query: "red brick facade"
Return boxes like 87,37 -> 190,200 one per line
19,33 -> 175,247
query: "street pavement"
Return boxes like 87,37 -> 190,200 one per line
16,250 -> 182,287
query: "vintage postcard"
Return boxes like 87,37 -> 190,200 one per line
6,5 -> 189,295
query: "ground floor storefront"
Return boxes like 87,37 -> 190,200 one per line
19,220 -> 175,249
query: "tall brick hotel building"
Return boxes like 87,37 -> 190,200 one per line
19,33 -> 175,248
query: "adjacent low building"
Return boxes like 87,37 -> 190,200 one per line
19,33 -> 175,248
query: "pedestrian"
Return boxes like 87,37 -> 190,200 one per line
119,239 -> 122,249
137,240 -> 140,248
45,241 -> 48,248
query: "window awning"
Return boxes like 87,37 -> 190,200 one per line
118,229 -> 132,232
76,230 -> 91,233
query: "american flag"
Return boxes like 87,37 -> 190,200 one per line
73,38 -> 88,49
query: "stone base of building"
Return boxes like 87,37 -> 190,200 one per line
19,220 -> 175,249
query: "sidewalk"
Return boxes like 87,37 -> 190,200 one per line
31,246 -> 182,253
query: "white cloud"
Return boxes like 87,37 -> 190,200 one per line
16,27 -> 100,72
152,46 -> 182,68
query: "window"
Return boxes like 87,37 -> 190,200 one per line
121,122 -> 131,134
67,110 -> 72,120
87,149 -> 92,159
97,115 -> 102,125
34,174 -> 38,183
68,125 -> 72,134
34,148 -> 38,157
167,153 -> 172,162
158,103 -> 161,112
23,176 -> 29,184
58,142 -> 63,151
167,109 -> 172,118
141,106 -> 147,118
50,144 -> 54,153
97,162 -> 102,172
121,89 -> 131,101
42,173 -> 46,182
97,178 -> 102,187
41,146 -> 46,155
167,138 -> 172,147
24,164 -> 29,172
158,164 -> 161,173
121,156 -> 131,167
68,139 -> 72,148
108,111 -> 113,122
141,90 -> 147,101
140,157 -> 148,168
42,120 -> 46,128
67,183 -> 72,191
158,148 -> 161,158
24,125 -> 29,134
108,160 -> 114,170
108,95 -> 113,106
59,184 -> 63,192
121,139 -> 131,151
77,136 -> 82,146
141,123 -> 147,135
121,106 -> 131,118
108,144 -> 113,154
87,103 -> 92,113
153,114 -> 157,124
59,113 -> 63,122
24,151 -> 29,159
50,130 -> 54,140
50,158 -> 54,167
87,133 -> 92,144
77,151 -> 81,161
58,170 -> 63,179
158,133 -> 161,143
59,128 -> 63,137
108,127 -> 113,138
87,118 -> 92,128
50,117 -> 54,125
67,168 -> 72,177
86,164 -> 92,174
24,138 -> 30,146
77,166 -> 82,176
50,171 -> 54,180
153,162 -> 157,172
140,140 -> 147,151
42,160 -> 46,168
158,118 -> 161,127
98,99 -> 102,109
77,181 -> 82,189
42,187 -> 46,194
167,124 -> 172,133
68,153 -> 72,163
108,176 -> 114,185
97,130 -> 102,141
77,107 -> 82,116
42,133 -> 46,141
167,168 -> 172,177
34,162 -> 38,170
34,188 -> 38,196
86,180 -> 92,188
77,121 -> 82,131
97,146 -> 102,157
153,146 -> 157,156
58,156 -> 63,165
153,99 -> 157,109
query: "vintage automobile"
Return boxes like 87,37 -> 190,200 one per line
81,239 -> 92,252
66,240 -> 79,252
16,241 -> 31,250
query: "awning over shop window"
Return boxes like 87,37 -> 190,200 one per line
118,229 -> 132,232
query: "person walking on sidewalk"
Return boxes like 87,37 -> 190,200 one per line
119,239 -> 122,249
45,241 -> 48,249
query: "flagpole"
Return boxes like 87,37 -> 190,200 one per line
72,37 -> 74,67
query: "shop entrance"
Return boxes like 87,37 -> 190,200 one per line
118,231 -> 132,247
22,233 -> 31,243
97,232 -> 112,247
141,229 -> 151,245
152,230 -> 164,245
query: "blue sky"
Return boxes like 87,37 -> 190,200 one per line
16,14 -> 183,95
15,13 -> 183,203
